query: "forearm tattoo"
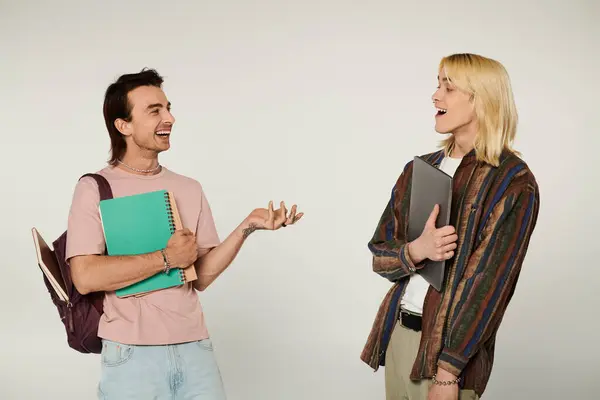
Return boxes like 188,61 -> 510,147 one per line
242,223 -> 260,239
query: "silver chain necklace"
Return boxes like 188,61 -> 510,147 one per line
117,159 -> 161,173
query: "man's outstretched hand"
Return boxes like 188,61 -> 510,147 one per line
242,201 -> 304,238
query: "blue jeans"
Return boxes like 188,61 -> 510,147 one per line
97,339 -> 227,399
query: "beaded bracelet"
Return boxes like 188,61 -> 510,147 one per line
160,249 -> 171,274
432,373 -> 461,386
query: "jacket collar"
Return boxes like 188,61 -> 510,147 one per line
429,148 -> 478,168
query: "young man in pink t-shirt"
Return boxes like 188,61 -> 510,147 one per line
65,69 -> 303,399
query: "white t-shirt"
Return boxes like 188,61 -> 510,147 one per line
401,156 -> 462,315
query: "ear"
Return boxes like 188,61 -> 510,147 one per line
114,118 -> 132,137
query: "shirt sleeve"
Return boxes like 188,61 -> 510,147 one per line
195,185 -> 221,254
368,163 -> 420,281
65,177 -> 106,262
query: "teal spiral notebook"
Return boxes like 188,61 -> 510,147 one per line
98,189 -> 197,298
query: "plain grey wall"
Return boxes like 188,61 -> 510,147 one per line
1,0 -> 598,399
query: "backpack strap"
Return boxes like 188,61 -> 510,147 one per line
80,173 -> 113,201
76,173 -> 112,315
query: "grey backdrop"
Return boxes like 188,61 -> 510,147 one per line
1,0 -> 598,399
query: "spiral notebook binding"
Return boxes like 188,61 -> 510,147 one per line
164,191 -> 176,234
164,191 -> 186,284
177,268 -> 186,283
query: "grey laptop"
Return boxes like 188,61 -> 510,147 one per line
407,156 -> 453,291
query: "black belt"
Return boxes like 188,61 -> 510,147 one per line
399,309 -> 422,332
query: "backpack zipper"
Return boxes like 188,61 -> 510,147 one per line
67,302 -> 74,333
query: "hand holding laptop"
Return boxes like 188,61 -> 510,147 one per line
407,156 -> 455,291
408,204 -> 458,264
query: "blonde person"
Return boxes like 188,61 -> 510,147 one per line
361,53 -> 540,400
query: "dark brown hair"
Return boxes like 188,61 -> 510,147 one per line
103,68 -> 164,165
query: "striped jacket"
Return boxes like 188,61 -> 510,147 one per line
360,148 -> 540,396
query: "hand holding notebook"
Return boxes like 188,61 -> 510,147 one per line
163,228 -> 198,268
98,189 -> 198,297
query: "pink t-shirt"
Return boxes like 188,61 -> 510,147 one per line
65,165 -> 221,345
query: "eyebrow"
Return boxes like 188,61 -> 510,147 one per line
437,75 -> 450,83
146,102 -> 171,111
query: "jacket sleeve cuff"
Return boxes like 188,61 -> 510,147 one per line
399,244 -> 418,274
437,349 -> 468,377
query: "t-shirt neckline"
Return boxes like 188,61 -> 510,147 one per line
105,165 -> 168,180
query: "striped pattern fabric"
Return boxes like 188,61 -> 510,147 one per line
360,149 -> 540,396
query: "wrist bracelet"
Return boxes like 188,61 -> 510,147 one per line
432,373 -> 460,386
160,249 -> 171,274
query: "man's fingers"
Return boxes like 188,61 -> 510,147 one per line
293,212 -> 304,223
441,233 -> 458,246
443,243 -> 457,252
287,205 -> 297,223
435,250 -> 454,261
425,204 -> 439,228
280,201 -> 287,221
174,228 -> 193,237
267,200 -> 275,222
436,225 -> 456,237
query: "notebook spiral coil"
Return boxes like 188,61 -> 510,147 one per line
164,192 -> 185,283
173,266 -> 185,282
164,192 -> 176,235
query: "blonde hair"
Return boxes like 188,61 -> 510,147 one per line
439,53 -> 519,166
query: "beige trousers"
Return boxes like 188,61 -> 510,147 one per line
385,321 -> 479,400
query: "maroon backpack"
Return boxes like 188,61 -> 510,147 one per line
45,173 -> 113,354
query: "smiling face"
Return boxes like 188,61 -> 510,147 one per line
434,53 -> 520,165
432,70 -> 477,139
115,85 -> 175,157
